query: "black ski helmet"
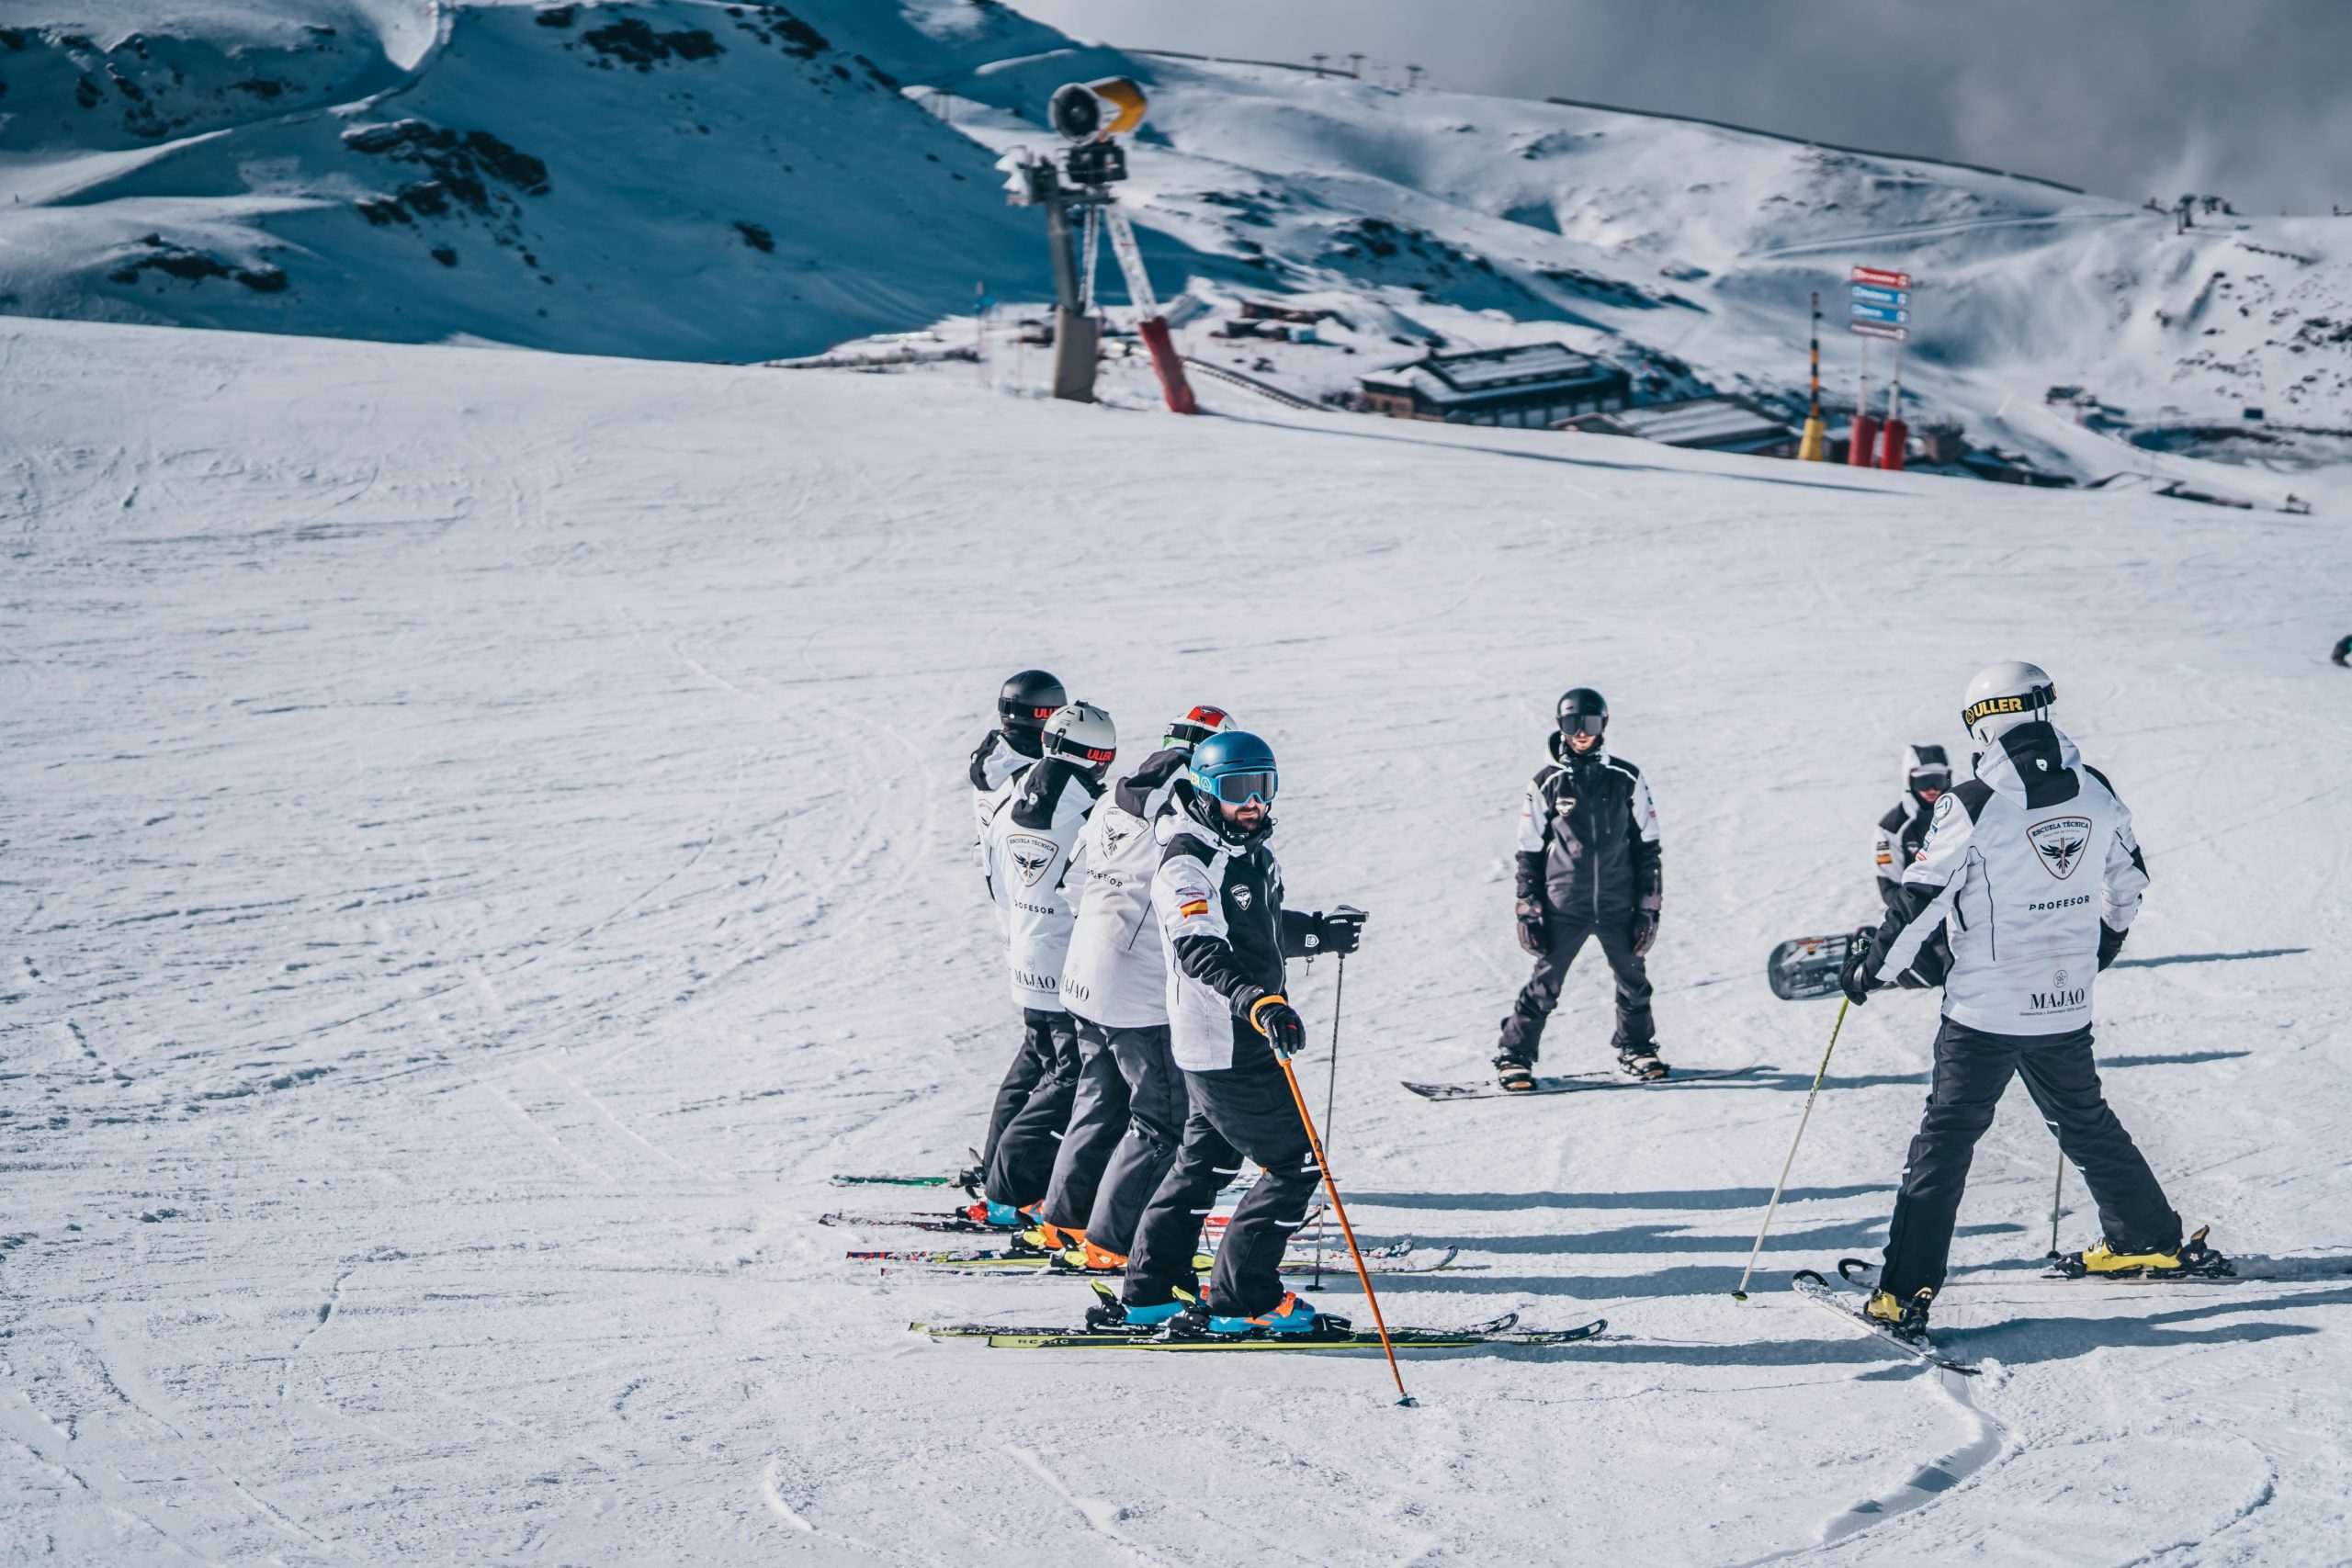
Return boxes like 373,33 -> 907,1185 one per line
1903,743 -> 1951,806
1555,687 -> 1609,739
998,669 -> 1067,736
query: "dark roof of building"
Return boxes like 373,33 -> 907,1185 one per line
1359,343 -> 1623,406
1562,395 -> 1794,450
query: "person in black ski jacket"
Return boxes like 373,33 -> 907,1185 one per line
1493,687 -> 1665,1087
1871,744 -> 1953,988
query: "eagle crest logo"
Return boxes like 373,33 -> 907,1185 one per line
1006,834 -> 1057,887
1231,885 -> 1253,911
2028,817 -> 2093,881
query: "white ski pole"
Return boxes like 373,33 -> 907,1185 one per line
1733,997 -> 1851,1301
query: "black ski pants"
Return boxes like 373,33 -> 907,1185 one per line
1057,1022 -> 1184,1257
1881,1018 -> 2180,1299
981,1008 -> 1080,1208
1125,1055 -> 1319,1318
1039,1020 -> 1131,1233
1497,912 -> 1654,1063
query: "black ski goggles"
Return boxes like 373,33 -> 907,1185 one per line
1199,768 -> 1278,807
1909,769 -> 1951,795
1558,713 -> 1605,737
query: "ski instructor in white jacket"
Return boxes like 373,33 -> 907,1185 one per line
975,702 -> 1115,1223
1839,661 -> 2227,1337
1031,705 -> 1238,1269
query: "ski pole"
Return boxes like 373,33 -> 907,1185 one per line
1277,1050 -> 1415,1406
1311,951 -> 1347,1290
2046,1151 -> 2066,1259
1732,997 -> 1849,1302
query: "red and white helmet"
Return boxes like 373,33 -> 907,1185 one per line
1162,704 -> 1236,751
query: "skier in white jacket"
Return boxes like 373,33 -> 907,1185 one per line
972,702 -> 1114,1224
1029,705 -> 1238,1267
1839,662 -> 2227,1337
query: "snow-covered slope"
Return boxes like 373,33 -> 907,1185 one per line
6,311 -> 2350,1562
8,1 -> 2351,477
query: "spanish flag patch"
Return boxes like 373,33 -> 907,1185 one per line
1179,899 -> 1210,919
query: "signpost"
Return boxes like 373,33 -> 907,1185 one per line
1848,266 -> 1915,468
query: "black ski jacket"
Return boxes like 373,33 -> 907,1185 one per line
1512,736 -> 1662,921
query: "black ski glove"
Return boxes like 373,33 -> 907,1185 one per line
1515,897 -> 1548,956
1627,907 -> 1665,959
1248,994 -> 1307,1059
1304,908 -> 1366,956
2097,921 -> 2128,971
1838,926 -> 1880,1006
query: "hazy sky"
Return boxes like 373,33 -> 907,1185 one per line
1012,0 -> 2352,214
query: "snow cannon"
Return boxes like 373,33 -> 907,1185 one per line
1048,77 -> 1148,143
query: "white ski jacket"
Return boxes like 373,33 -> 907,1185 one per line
968,728 -> 1038,869
1060,748 -> 1192,1030
980,758 -> 1101,1010
1150,788 -> 1311,1072
1870,722 -> 2148,1035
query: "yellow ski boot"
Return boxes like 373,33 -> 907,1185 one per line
2064,1224 -> 2233,1280
1864,1286 -> 1935,1340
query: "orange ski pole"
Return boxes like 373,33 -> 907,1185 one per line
1277,1053 -> 1415,1406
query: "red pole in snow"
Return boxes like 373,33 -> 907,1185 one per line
1879,338 -> 1907,470
1849,336 -> 1877,466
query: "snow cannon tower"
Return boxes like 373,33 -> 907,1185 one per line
1000,77 -> 1197,413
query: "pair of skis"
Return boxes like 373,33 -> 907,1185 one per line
845,1239 -> 1461,1276
1795,1228 -> 2255,1375
916,1309 -> 1607,1352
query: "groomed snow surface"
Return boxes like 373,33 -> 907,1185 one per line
6,315 -> 2350,1563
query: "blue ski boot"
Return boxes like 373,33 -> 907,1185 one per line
1205,1292 -> 1352,1337
1087,1281 -> 1188,1333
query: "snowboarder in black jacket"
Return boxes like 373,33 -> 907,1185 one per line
1493,688 -> 1665,1088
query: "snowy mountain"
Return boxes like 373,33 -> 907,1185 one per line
6,1 -> 2350,491
7,303 -> 2351,1563
0,2 -> 1083,357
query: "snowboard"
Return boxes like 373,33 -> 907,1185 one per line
1402,1061 -> 1760,1101
1768,932 -> 1852,1001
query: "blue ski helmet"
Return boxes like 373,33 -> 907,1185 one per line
1189,730 -> 1279,807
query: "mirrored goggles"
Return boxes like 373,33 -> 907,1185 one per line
1202,768 -> 1277,807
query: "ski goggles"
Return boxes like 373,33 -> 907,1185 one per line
1559,713 -> 1605,737
1908,768 -> 1951,796
1199,768 -> 1278,807
1962,682 -> 2055,732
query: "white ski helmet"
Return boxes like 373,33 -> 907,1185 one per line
1162,703 -> 1236,751
1042,701 -> 1117,771
1961,661 -> 2057,746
